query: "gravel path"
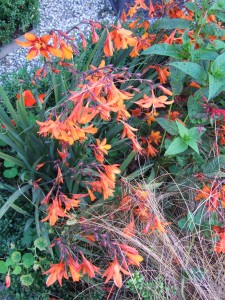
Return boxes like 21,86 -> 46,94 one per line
0,0 -> 114,76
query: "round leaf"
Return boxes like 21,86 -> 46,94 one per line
4,160 -> 16,168
20,274 -> 34,286
6,257 -> 13,267
34,237 -> 47,251
11,251 -> 21,263
0,261 -> 8,274
12,265 -> 22,275
3,167 -> 18,178
22,253 -> 34,268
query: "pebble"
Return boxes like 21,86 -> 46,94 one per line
0,0 -> 115,77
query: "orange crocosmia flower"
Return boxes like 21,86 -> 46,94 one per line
17,90 -> 45,106
138,20 -> 150,31
149,66 -> 170,84
148,0 -> 155,18
60,193 -> 80,210
190,81 -> 201,89
136,90 -> 173,112
163,29 -> 177,44
128,19 -> 139,29
80,253 -> 100,278
148,218 -> 171,234
121,121 -> 138,139
120,10 -> 127,22
103,29 -> 114,57
157,85 -> 173,96
102,256 -> 130,288
135,0 -> 148,10
149,130 -> 162,145
68,257 -> 82,282
145,141 -> 158,158
57,148 -> 68,161
56,166 -> 63,184
125,252 -> 143,267
127,5 -> 138,18
130,108 -> 142,117
16,33 -> 62,60
86,187 -> 96,202
123,217 -> 135,237
41,197 -> 70,226
91,27 -> 99,44
213,232 -> 225,253
93,138 -> 111,163
119,190 -> 133,212
145,111 -> 158,125
5,270 -> 11,288
59,39 -> 73,60
110,23 -> 137,50
195,184 -> 219,211
43,261 -> 68,287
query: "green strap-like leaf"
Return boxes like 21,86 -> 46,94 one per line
0,184 -> 31,219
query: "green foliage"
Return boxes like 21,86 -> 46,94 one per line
126,271 -> 176,300
0,0 -> 39,45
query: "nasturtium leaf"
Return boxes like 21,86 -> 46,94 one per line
11,251 -> 21,263
22,253 -> 35,268
3,167 -> 18,178
20,274 -> 34,286
4,160 -> 16,168
34,237 -> 47,251
6,257 -> 13,267
165,137 -> 188,156
12,265 -> 22,275
0,261 -> 8,274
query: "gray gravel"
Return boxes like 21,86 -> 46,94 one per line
0,0 -> 114,76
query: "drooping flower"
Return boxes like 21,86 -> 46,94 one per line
103,29 -> 114,57
43,261 -> 68,287
80,253 -> 100,278
68,256 -> 82,282
102,256 -> 130,288
136,90 -> 173,112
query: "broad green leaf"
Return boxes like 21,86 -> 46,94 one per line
12,265 -> 22,275
187,96 -> 205,122
153,18 -> 192,30
208,73 -> 225,100
169,65 -> 186,95
6,257 -> 13,267
165,137 -> 188,156
210,0 -> 225,11
0,261 -> 8,274
189,127 -> 206,139
0,184 -> 31,219
211,52 -> 225,75
214,11 -> 225,22
200,23 -> 225,37
176,121 -> 189,139
22,253 -> 35,268
185,139 -> 199,154
143,44 -> 182,59
11,251 -> 21,263
20,274 -> 34,286
203,155 -> 225,177
34,237 -> 47,251
3,167 -> 18,178
169,62 -> 207,84
156,118 -> 178,135
191,49 -> 218,61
